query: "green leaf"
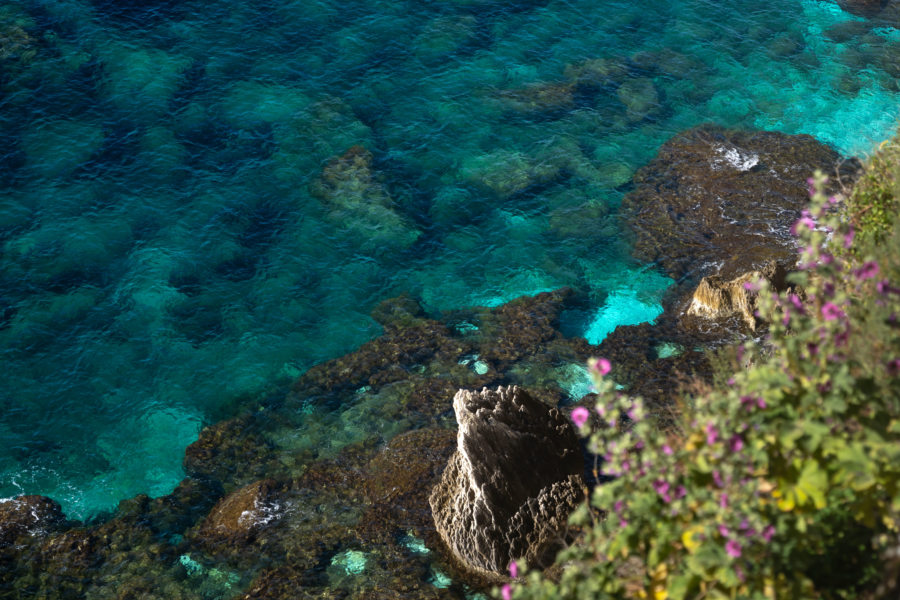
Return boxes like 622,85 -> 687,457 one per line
797,459 -> 828,509
667,574 -> 693,600
835,443 -> 876,491
685,542 -> 722,576
800,421 -> 830,453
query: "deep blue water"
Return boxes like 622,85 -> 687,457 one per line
1,0 -> 898,519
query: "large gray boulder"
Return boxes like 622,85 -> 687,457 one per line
429,386 -> 584,575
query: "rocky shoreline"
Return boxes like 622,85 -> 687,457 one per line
0,125 -> 855,599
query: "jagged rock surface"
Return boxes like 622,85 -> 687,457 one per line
430,386 -> 583,575
686,262 -> 788,331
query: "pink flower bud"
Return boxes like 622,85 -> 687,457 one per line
570,406 -> 589,429
589,357 -> 612,376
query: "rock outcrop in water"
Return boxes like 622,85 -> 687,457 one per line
0,496 -> 65,547
622,125 -> 850,285
593,126 -> 857,403
429,386 -> 584,575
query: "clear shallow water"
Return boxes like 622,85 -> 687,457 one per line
0,0 -> 898,519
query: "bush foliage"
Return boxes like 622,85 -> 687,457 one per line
846,134 -> 900,250
499,145 -> 900,599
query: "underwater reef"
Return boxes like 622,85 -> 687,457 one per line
0,124 -> 854,599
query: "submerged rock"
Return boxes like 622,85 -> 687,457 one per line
616,77 -> 662,123
622,125 -> 849,284
837,0 -> 890,18
195,479 -> 286,548
311,145 -> 421,250
370,294 -> 428,331
459,149 -> 564,199
494,81 -> 579,118
0,495 -> 66,547
430,386 -> 584,575
563,57 -> 629,89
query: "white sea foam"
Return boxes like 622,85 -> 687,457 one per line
237,497 -> 284,529
712,144 -> 760,171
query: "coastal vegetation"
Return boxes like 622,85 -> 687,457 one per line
504,135 -> 900,599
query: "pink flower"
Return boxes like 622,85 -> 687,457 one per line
742,281 -> 759,292
509,561 -> 518,578
843,227 -> 855,248
662,444 -> 673,455
653,479 -> 671,502
854,261 -> 880,281
727,377 -> 735,386
720,493 -> 728,509
821,302 -> 846,322
791,216 -> 816,236
614,500 -> 624,514
570,406 -> 589,428
718,524 -> 730,537
788,294 -> 804,310
501,583 -> 512,600
729,436 -> 744,453
675,485 -> 687,499
762,525 -> 776,542
726,540 -> 742,558
705,422 -> 718,445
589,357 -> 611,376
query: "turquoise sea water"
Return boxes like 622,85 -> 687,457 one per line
1,0 -> 898,519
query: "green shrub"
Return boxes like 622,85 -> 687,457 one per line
845,134 -> 900,250
499,171 -> 900,600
